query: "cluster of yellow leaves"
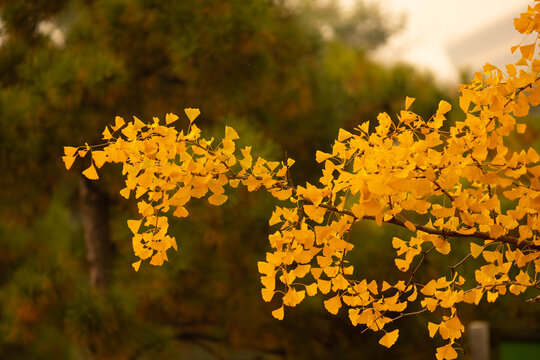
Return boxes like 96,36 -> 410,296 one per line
64,2 -> 540,358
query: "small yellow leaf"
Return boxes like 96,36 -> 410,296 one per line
404,220 -> 416,232
127,219 -> 142,234
102,126 -> 112,140
62,155 -> 76,170
395,258 -> 410,272
437,100 -> 451,114
405,96 -> 415,110
306,283 -> 318,296
92,150 -> 107,168
317,279 -> 331,294
165,113 -> 179,125
119,187 -> 130,199
208,193 -> 228,206
435,344 -> 458,360
428,322 -> 439,338
112,116 -> 125,131
272,306 -> 284,320
257,261 -> 275,276
519,43 -> 536,60
261,289 -> 274,302
132,260 -> 141,272
225,126 -> 239,140
407,286 -> 417,301
470,243 -> 483,258
64,146 -> 78,157
150,251 -> 166,266
379,329 -> 399,348
516,123 -> 526,134
82,164 -> 99,180
315,151 -> 332,163
173,206 -> 189,218
184,108 -> 201,123
323,295 -> 342,315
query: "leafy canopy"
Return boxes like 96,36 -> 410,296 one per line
65,2 -> 540,359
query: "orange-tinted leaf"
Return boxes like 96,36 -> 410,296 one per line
64,146 -> 78,157
272,306 -> 284,320
405,96 -> 415,110
62,155 -> 76,170
185,108 -> 200,123
470,243 -> 483,258
82,164 -> 99,180
379,329 -> 399,348
324,295 -> 342,315
208,193 -> 228,206
127,219 -> 142,234
132,260 -> 142,272
519,43 -> 536,60
165,113 -> 179,125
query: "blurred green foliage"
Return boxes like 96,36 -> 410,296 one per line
2,0 -> 537,359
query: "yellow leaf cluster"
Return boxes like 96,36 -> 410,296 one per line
64,3 -> 540,358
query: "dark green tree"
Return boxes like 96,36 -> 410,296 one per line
0,1 -> 460,358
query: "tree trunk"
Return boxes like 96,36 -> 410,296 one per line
78,176 -> 113,290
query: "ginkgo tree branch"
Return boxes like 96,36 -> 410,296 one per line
63,5 -> 540,360
313,201 -> 540,251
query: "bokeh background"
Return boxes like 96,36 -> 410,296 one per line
0,1 -> 539,359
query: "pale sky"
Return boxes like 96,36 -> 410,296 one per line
343,0 -> 533,84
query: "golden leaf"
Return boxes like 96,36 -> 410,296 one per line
271,306 -> 284,320
261,289 -> 274,302
132,260 -> 142,272
127,219 -> 142,234
405,96 -> 415,110
64,146 -> 78,157
323,295 -> 342,315
435,344 -> 458,360
379,329 -> 399,348
165,113 -> 179,125
470,243 -> 483,258
62,155 -> 76,170
208,193 -> 228,206
82,164 -> 99,180
184,108 -> 201,123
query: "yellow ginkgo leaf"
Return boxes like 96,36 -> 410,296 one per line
272,306 -> 284,320
119,187 -> 130,199
437,100 -> 452,114
165,113 -> 179,125
62,155 -> 76,170
184,108 -> 200,123
111,116 -> 125,131
127,219 -> 142,234
519,43 -> 536,60
405,96 -> 415,110
404,220 -> 416,232
379,329 -> 399,348
261,289 -> 274,302
470,243 -> 483,258
323,295 -> 342,315
82,164 -> 99,180
132,260 -> 141,272
225,126 -> 239,140
102,126 -> 112,140
428,322 -> 439,338
306,283 -> 318,296
208,193 -> 228,206
173,206 -> 189,218
64,146 -> 78,157
435,344 -> 458,360
92,150 -> 107,168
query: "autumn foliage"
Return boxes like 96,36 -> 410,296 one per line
64,3 -> 540,359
